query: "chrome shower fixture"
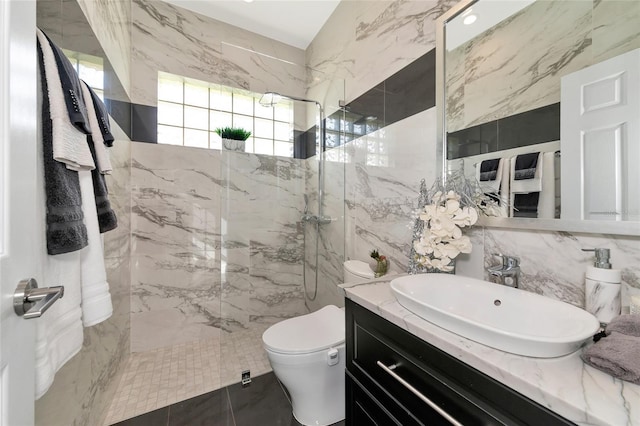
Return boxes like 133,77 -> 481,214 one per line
259,92 -> 283,107
259,91 -> 323,110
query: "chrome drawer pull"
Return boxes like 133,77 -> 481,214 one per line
377,361 -> 464,426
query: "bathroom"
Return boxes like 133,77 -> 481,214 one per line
1,0 -> 639,424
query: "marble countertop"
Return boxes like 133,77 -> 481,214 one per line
341,277 -> 640,426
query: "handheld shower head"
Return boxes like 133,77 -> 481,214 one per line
303,194 -> 309,214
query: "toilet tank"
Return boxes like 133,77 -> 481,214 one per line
343,260 -> 375,283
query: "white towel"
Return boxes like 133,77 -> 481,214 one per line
537,151 -> 556,219
78,170 -> 113,327
476,158 -> 503,193
35,70 -> 84,400
34,56 -> 113,400
510,152 -> 543,194
80,81 -> 113,175
497,157 -> 510,217
35,252 -> 84,399
36,29 -> 95,172
34,173 -> 113,399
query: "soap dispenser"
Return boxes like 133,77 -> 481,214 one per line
582,248 -> 621,324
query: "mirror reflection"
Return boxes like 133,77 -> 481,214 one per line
444,0 -> 640,222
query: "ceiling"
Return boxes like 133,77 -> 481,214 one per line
162,0 -> 341,49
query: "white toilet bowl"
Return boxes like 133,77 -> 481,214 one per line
262,260 -> 387,425
263,305 -> 345,426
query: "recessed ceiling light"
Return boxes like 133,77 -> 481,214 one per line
463,14 -> 477,25
244,0 -> 254,3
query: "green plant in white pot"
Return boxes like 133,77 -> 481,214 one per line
214,127 -> 252,152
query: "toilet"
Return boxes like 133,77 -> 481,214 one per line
262,260 -> 377,426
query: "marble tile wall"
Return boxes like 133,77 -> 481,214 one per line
305,147 -> 347,311
455,227 -> 640,314
77,0 -> 131,100
131,143 -> 308,352
131,0 -> 306,108
306,0 -> 456,106
305,0 -> 640,318
304,0 -> 452,308
35,125 -> 132,426
219,151 -> 308,329
447,0 -> 640,132
345,108 -> 438,272
131,142 -> 222,353
305,109 -> 440,312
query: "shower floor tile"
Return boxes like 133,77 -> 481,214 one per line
105,325 -> 272,425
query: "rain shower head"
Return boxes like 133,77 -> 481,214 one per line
259,92 -> 283,107
259,92 -> 324,111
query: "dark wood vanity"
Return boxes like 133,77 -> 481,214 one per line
345,298 -> 575,425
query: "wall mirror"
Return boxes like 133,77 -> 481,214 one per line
436,0 -> 640,236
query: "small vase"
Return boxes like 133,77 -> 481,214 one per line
222,138 -> 246,152
373,259 -> 388,278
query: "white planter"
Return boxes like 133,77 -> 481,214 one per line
222,138 -> 246,152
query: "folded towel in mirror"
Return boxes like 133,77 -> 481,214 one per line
513,152 -> 540,180
510,152 -> 543,194
582,332 -> 640,385
479,159 -> 500,181
606,314 -> 640,338
513,192 -> 540,218
476,158 -> 504,195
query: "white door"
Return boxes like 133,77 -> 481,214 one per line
561,49 -> 640,221
0,0 -> 38,424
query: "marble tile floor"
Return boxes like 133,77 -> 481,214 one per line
105,325 -> 272,425
111,372 -> 346,426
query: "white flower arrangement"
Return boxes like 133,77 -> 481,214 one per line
413,190 -> 478,272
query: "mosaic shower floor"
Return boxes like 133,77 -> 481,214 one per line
105,325 -> 272,425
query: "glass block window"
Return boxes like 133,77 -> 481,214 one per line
366,132 -> 390,167
63,49 -> 104,100
157,71 -> 295,156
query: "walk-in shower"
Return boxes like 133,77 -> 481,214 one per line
259,92 -> 331,301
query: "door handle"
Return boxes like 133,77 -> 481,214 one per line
13,278 -> 64,319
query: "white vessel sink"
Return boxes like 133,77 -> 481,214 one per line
390,274 -> 600,358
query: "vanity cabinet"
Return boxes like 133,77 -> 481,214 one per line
345,299 -> 575,426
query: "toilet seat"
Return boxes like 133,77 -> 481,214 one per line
263,305 -> 344,355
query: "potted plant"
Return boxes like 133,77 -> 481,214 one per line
214,127 -> 252,152
369,249 -> 389,278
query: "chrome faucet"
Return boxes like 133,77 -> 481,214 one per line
487,254 -> 520,288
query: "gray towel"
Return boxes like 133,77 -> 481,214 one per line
514,152 -> 540,180
38,42 -> 88,254
582,332 -> 640,385
606,314 -> 640,338
87,137 -> 117,233
479,159 -> 500,181
84,84 -> 115,147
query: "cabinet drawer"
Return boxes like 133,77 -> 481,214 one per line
352,318 -> 503,425
346,373 -> 402,426
345,299 -> 575,426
